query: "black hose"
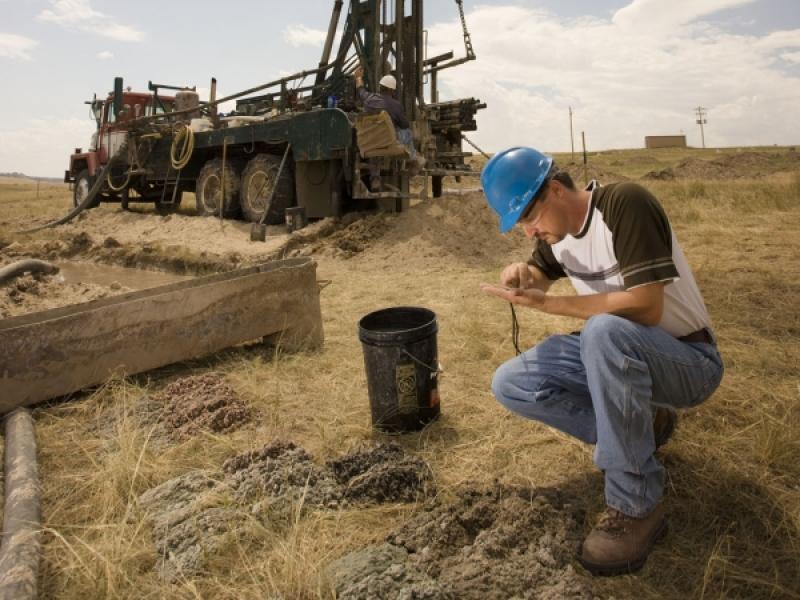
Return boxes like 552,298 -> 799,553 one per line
510,303 -> 522,355
17,146 -> 128,234
0,259 -> 59,285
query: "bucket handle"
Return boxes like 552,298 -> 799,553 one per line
401,349 -> 443,379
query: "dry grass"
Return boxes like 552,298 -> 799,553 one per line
2,147 -> 799,598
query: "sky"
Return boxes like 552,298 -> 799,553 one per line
1,0 -> 799,177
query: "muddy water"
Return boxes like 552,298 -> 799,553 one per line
56,262 -> 192,290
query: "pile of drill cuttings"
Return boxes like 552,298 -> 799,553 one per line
328,485 -> 594,600
137,440 -> 434,581
157,373 -> 251,439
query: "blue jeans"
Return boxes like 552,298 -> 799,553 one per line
395,128 -> 416,159
369,128 -> 417,179
491,314 -> 724,517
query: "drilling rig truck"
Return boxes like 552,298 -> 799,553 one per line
64,0 -> 486,227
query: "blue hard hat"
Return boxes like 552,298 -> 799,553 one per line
481,147 -> 554,233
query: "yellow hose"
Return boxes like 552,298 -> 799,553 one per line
170,125 -> 194,170
106,165 -> 131,192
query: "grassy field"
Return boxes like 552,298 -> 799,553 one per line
1,147 -> 799,598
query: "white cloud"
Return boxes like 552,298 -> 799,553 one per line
96,50 -> 113,60
426,3 -> 800,152
38,0 -> 143,42
612,0 -> 756,33
0,117 -> 96,178
0,33 -> 38,60
283,24 -> 328,47
781,51 -> 800,65
755,29 -> 800,51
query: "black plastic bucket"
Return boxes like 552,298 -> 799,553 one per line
358,307 -> 441,432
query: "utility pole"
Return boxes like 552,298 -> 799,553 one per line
581,131 -> 588,185
695,106 -> 708,149
569,106 -> 575,162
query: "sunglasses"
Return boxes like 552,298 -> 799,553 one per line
520,179 -> 552,222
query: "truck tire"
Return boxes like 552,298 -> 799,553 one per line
240,153 -> 295,224
195,158 -> 241,218
73,169 -> 101,209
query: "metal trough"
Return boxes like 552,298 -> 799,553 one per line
0,258 -> 323,414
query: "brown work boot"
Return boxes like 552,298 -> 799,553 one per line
579,504 -> 668,576
653,407 -> 677,449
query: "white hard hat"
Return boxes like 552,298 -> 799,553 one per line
379,74 -> 397,90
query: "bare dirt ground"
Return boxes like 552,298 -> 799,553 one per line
0,147 -> 799,599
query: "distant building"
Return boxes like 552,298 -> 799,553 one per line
645,135 -> 687,149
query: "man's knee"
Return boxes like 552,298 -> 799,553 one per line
581,313 -> 638,355
491,359 -> 518,407
491,357 -> 548,414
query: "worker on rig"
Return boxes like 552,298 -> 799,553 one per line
353,66 -> 416,191
480,147 -> 723,575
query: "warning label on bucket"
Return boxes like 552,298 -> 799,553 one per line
395,363 -> 418,414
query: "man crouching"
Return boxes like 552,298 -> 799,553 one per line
480,147 -> 723,575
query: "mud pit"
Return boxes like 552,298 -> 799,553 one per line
158,374 -> 251,440
0,256 -> 132,319
330,486 -> 593,600
138,441 -> 434,580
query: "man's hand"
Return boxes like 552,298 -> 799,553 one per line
500,262 -> 536,288
481,280 -> 667,325
354,66 -> 364,78
480,283 -> 547,310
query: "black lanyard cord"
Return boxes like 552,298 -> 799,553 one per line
510,303 -> 522,355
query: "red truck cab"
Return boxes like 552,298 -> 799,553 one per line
65,87 -> 174,207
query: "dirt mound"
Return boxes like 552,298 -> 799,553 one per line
349,192 -> 527,268
283,192 -> 525,267
323,213 -> 394,257
330,485 -> 593,599
558,162 -> 629,184
282,212 -> 393,260
327,442 -> 434,503
223,440 -> 344,509
643,158 -> 723,180
643,151 -> 800,180
610,155 -> 662,166
158,374 -> 250,439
